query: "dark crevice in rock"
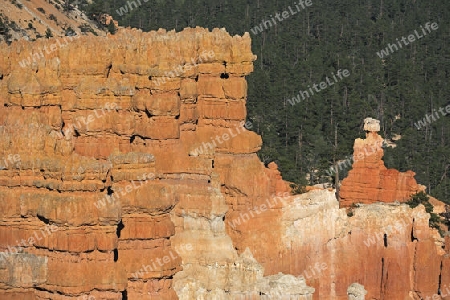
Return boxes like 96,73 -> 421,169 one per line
411,219 -> 418,242
61,120 -> 65,131
37,215 -> 50,225
438,261 -> 443,295
106,64 -> 112,78
380,257 -> 385,297
73,128 -> 80,137
116,220 -> 124,238
113,249 -> 118,262
220,73 -> 229,79
121,290 -> 128,299
383,233 -> 388,247
129,134 -> 147,144
144,110 -> 152,118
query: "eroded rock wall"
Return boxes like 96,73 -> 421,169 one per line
0,27 -> 446,300
0,28 -> 314,299
225,185 -> 449,299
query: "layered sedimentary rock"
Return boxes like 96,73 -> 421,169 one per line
0,27 -> 447,300
339,118 -> 424,208
0,28 -> 313,299
227,188 -> 449,299
222,119 -> 448,299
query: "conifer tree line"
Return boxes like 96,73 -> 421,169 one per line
82,0 -> 449,203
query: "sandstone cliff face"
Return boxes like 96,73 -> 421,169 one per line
227,188 -> 449,300
0,27 -> 447,300
0,28 -> 313,299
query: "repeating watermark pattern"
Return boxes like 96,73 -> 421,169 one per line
227,192 -> 291,230
0,224 -> 59,261
427,283 -> 450,299
414,104 -> 450,130
19,35 -> 81,68
376,22 -> 439,59
94,172 -> 155,209
131,243 -> 193,279
189,121 -> 253,157
50,102 -> 121,140
154,50 -> 215,87
250,0 -> 313,35
300,262 -> 328,279
0,154 -> 21,170
286,69 -> 350,107
115,0 -> 150,16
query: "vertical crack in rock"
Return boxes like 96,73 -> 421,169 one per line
380,257 -> 385,299
438,260 -> 443,295
411,218 -> 418,242
105,64 -> 112,78
116,220 -> 124,238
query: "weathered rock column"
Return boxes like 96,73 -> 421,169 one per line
339,117 -> 424,207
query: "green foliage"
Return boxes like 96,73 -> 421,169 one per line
79,24 -> 93,33
107,22 -> 116,34
406,191 -> 431,210
290,183 -> 307,195
347,203 -> 358,217
12,0 -> 23,9
81,0 -> 450,196
49,14 -> 58,23
407,191 -> 446,235
65,27 -> 75,36
37,7 -> 46,14
45,27 -> 53,38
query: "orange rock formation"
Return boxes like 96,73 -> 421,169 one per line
0,28 -> 447,300
339,118 -> 424,208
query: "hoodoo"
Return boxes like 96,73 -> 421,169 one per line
339,117 -> 424,208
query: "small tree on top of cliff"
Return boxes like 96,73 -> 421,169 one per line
407,191 -> 444,234
107,22 -> 116,34
45,28 -> 53,38
441,205 -> 450,231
